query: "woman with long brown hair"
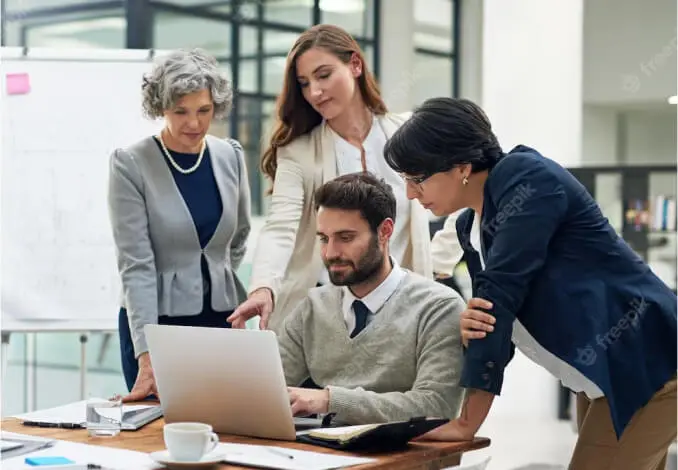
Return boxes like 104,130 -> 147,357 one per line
228,24 -> 439,332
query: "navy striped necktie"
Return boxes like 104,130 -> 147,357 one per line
350,300 -> 370,338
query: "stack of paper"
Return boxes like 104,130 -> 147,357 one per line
217,442 -> 375,470
0,440 -> 25,452
14,399 -> 156,426
2,431 -> 376,470
1,432 -> 160,469
1,434 -> 55,460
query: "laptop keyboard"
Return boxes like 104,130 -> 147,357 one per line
293,417 -> 323,430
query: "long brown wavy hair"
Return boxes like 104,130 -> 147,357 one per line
261,24 -> 388,184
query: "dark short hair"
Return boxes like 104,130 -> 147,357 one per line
314,173 -> 396,233
383,97 -> 505,177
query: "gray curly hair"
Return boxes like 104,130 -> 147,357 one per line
142,48 -> 232,120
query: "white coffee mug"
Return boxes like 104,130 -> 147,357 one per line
163,422 -> 219,462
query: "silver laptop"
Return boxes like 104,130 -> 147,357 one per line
145,324 -> 315,441
121,405 -> 164,430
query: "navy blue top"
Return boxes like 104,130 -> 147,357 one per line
154,138 -> 223,248
153,138 -> 223,303
456,145 -> 677,439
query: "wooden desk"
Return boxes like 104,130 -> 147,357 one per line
1,418 -> 490,470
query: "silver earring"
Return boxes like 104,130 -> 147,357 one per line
462,176 -> 469,186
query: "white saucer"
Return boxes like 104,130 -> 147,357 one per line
149,449 -> 224,468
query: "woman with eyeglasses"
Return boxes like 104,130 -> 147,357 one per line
383,96 -> 677,470
228,24 -> 459,332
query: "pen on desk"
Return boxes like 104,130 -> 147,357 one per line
29,464 -> 114,470
23,421 -> 83,429
43,464 -> 114,470
266,447 -> 295,460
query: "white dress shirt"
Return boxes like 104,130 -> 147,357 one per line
341,259 -> 407,334
318,116 -> 411,286
430,210 -> 465,276
470,214 -> 604,399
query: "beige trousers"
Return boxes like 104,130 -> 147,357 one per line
569,375 -> 677,470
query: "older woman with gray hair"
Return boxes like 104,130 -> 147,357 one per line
108,48 -> 251,401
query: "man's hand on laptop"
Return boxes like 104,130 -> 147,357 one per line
122,352 -> 159,403
288,387 -> 329,416
227,287 -> 274,329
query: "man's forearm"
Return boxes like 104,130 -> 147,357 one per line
457,389 -> 495,438
326,386 -> 454,425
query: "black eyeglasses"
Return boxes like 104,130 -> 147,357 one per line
400,173 -> 432,187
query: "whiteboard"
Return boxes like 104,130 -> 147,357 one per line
1,48 -> 165,329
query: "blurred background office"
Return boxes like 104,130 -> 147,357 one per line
1,0 -> 676,468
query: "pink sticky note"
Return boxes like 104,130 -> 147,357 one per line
6,73 -> 30,95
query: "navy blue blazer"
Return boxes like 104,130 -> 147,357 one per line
457,145 -> 677,438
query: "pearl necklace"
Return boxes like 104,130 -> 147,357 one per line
157,131 -> 206,175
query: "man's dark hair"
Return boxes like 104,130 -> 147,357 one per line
314,172 -> 396,233
383,97 -> 505,177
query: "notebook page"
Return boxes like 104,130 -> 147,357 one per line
308,424 -> 377,436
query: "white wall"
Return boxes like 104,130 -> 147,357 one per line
626,109 -> 678,165
583,106 -> 677,166
480,0 -> 584,167
582,106 -> 618,166
583,0 -> 677,106
463,0 -> 678,164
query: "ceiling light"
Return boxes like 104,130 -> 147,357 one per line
668,96 -> 677,105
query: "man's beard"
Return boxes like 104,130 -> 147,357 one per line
325,235 -> 384,286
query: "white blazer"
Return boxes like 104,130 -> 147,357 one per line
430,211 -> 466,276
248,113 -> 434,332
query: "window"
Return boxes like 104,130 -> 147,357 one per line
320,0 -> 375,39
413,53 -> 454,104
5,0 -> 114,10
261,0 -> 313,28
237,96 -> 277,215
412,0 -> 458,103
261,30 -> 299,95
360,43 -> 375,71
26,14 -> 126,49
153,10 -> 230,56
2,3 -> 126,48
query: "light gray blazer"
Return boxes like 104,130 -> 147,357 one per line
108,135 -> 251,357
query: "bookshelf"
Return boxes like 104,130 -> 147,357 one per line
568,165 -> 677,290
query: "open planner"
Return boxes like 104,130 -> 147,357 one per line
296,417 -> 449,450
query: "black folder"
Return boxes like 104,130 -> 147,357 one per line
296,417 -> 449,451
